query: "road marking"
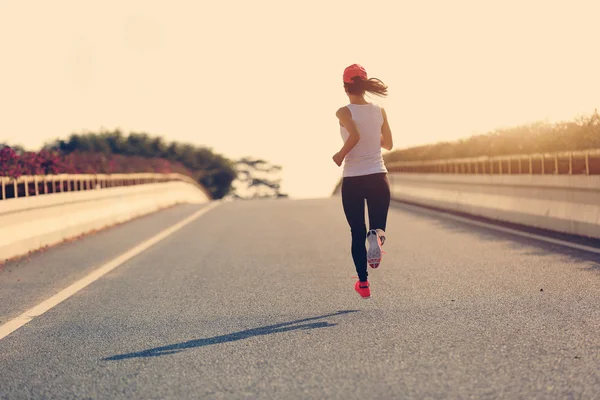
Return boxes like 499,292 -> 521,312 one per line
0,201 -> 221,341
394,200 -> 600,255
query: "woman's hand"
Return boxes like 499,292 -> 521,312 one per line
332,152 -> 344,167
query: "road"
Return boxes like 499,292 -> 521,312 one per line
1,198 -> 599,399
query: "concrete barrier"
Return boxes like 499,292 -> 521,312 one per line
334,173 -> 600,239
0,181 -> 210,262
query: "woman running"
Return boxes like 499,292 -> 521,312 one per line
332,63 -> 393,299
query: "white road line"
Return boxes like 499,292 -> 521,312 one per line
394,200 -> 600,255
0,201 -> 221,341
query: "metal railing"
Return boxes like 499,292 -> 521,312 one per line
0,173 -> 207,201
385,148 -> 600,176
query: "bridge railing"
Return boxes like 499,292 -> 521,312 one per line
0,173 -> 207,201
385,148 -> 600,176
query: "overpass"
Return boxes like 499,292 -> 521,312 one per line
0,163 -> 599,398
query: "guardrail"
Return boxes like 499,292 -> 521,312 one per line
0,173 -> 209,201
0,172 -> 211,261
385,148 -> 600,176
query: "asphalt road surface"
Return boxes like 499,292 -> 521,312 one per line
1,198 -> 599,399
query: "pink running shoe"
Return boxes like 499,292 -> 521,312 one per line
367,229 -> 385,268
354,280 -> 371,299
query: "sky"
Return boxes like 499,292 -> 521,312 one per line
1,0 -> 599,198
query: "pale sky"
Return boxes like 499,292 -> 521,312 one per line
1,0 -> 599,198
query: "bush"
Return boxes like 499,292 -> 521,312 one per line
0,146 -> 192,180
384,109 -> 600,163
0,146 -> 21,178
47,131 -> 236,199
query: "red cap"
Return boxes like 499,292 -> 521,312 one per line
343,64 -> 367,83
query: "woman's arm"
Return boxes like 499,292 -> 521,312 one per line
333,107 -> 361,166
380,107 -> 393,151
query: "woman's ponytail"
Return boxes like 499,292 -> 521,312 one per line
344,77 -> 388,97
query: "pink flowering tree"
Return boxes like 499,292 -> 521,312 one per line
0,146 -> 22,179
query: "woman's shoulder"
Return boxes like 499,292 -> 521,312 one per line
336,105 -> 352,118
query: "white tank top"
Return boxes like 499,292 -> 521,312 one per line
340,103 -> 388,177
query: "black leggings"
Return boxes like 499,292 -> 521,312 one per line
341,173 -> 391,282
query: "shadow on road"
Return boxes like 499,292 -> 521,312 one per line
103,310 -> 358,361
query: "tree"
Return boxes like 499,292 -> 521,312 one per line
1,143 -> 25,155
47,130 -> 237,199
232,157 -> 288,199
